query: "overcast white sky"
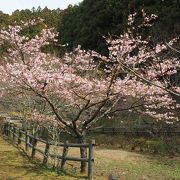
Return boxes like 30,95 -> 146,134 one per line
0,0 -> 83,14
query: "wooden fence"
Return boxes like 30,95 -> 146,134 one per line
3,122 -> 95,179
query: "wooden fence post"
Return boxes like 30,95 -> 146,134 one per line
59,140 -> 69,172
43,140 -> 50,166
88,140 -> 95,180
31,134 -> 38,158
25,129 -> 29,151
9,123 -> 12,137
18,129 -> 22,145
4,123 -> 8,136
3,123 -> 6,135
12,125 -> 16,141
6,123 -> 9,136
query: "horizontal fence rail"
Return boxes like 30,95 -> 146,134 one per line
3,122 -> 95,179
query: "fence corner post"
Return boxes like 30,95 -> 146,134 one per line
88,140 -> 95,179
88,139 -> 95,179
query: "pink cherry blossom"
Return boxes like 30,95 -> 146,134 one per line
0,11 -> 179,140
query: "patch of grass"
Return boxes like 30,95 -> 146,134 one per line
94,149 -> 180,180
0,137 -> 85,179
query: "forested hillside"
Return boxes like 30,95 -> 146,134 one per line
58,0 -> 180,55
0,0 -> 179,56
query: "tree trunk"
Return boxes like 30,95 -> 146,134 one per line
78,135 -> 87,173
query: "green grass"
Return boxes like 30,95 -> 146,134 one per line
0,137 -> 85,180
94,149 -> 180,180
0,136 -> 180,180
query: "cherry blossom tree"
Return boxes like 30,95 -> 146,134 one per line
0,12 -> 179,172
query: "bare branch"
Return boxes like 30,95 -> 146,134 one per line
166,42 -> 180,54
119,61 -> 180,97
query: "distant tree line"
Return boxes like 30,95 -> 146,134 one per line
0,0 -> 179,56
0,6 -> 61,29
